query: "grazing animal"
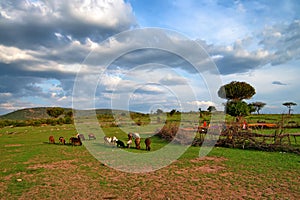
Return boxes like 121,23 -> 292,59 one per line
127,139 -> 132,148
88,134 -> 96,140
69,137 -> 82,146
49,135 -> 55,144
116,140 -> 125,148
104,136 -> 112,144
78,134 -> 85,141
145,138 -> 151,151
111,136 -> 117,145
59,136 -> 66,145
135,137 -> 141,149
132,132 -> 140,139
128,133 -> 133,140
104,136 -> 118,146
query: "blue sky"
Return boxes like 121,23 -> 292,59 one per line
0,0 -> 299,115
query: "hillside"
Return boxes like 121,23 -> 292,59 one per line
0,107 -> 140,120
0,107 -> 51,120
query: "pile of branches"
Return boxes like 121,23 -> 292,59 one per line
157,123 -> 300,154
216,127 -> 300,154
156,123 -> 194,145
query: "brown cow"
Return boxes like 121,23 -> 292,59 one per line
49,135 -> 55,144
135,138 -> 141,149
145,138 -> 151,151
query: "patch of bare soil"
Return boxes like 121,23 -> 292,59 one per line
4,144 -> 23,147
191,156 -> 228,162
27,159 -> 78,170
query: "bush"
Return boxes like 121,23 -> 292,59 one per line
225,101 -> 250,117
156,122 -> 179,141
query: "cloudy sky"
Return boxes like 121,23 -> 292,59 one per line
0,0 -> 299,115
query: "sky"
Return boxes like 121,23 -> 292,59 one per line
0,0 -> 300,115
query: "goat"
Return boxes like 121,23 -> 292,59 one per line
59,136 -> 65,145
69,137 -> 82,146
88,133 -> 96,140
128,132 -> 140,139
104,136 -> 112,144
78,134 -> 85,141
116,140 -> 125,148
104,136 -> 118,146
145,138 -> 151,151
135,137 -> 141,149
49,135 -> 55,144
111,136 -> 117,145
132,132 -> 140,139
127,139 -> 132,148
128,133 -> 133,140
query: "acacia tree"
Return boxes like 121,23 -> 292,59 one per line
282,102 -> 297,115
218,81 -> 256,117
169,109 -> 176,116
248,102 -> 266,114
156,109 -> 163,115
218,81 -> 256,102
207,106 -> 217,112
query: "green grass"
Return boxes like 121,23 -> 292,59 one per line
0,124 -> 299,199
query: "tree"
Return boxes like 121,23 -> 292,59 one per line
248,103 -> 256,114
218,81 -> 256,117
218,81 -> 256,102
46,107 -> 65,118
248,102 -> 266,114
65,110 -> 73,118
169,109 -> 176,116
207,106 -> 217,112
156,109 -> 163,115
226,101 -> 250,117
198,108 -> 202,118
282,102 -> 297,115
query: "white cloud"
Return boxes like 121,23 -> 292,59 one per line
0,93 -> 12,98
57,96 -> 67,102
0,45 -> 37,63
159,74 -> 188,86
187,100 -> 216,109
0,10 -> 11,19
1,0 -> 300,115
68,0 -> 135,27
0,0 -> 137,49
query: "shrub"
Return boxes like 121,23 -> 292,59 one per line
156,122 -> 179,141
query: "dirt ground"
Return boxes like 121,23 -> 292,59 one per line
2,155 -> 296,200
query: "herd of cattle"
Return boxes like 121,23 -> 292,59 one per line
48,132 -> 151,151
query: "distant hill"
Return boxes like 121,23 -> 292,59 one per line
0,107 -> 68,120
0,107 -> 141,120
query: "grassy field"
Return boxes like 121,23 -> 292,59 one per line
0,124 -> 299,199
